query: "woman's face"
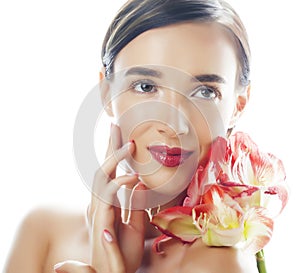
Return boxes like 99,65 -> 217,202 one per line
103,22 -> 245,197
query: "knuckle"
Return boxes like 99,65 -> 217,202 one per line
94,166 -> 111,183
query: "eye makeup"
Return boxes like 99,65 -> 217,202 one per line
115,66 -> 225,101
129,79 -> 159,95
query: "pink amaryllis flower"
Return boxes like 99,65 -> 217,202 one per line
150,132 -> 288,256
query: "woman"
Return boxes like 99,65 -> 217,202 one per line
4,0 -> 258,272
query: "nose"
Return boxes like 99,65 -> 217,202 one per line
157,91 -> 189,137
157,119 -> 189,138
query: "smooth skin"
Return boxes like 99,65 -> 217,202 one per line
4,130 -> 256,273
4,22 -> 256,273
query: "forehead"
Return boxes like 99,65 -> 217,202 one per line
114,22 -> 238,82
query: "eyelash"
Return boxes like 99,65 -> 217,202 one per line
129,79 -> 222,100
191,85 -> 222,100
130,79 -> 158,94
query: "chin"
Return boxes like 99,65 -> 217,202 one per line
140,158 -> 197,194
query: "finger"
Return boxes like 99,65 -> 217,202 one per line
91,226 -> 126,272
105,123 -> 122,158
54,260 -> 96,273
92,175 -> 140,235
102,123 -> 123,182
125,182 -> 148,226
119,183 -> 147,272
91,141 -> 135,201
101,229 -> 126,273
121,181 -> 147,222
89,174 -> 139,236
90,176 -> 139,273
96,174 -> 140,212
107,123 -> 122,157
94,140 -> 135,184
102,140 -> 135,178
89,173 -> 139,234
107,175 -> 139,203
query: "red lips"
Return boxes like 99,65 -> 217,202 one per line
147,145 -> 193,167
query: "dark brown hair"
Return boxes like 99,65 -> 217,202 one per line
102,0 -> 250,87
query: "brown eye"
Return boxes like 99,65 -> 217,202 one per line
140,83 -> 154,92
131,80 -> 158,93
191,85 -> 221,100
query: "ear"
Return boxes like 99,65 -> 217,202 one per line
99,68 -> 114,117
228,84 -> 251,128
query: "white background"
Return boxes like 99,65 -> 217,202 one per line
0,0 -> 299,271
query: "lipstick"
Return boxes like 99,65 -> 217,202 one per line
147,145 -> 193,167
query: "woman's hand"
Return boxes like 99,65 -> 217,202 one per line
54,124 -> 146,273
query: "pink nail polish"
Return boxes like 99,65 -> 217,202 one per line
129,139 -> 135,144
53,262 -> 65,273
135,181 -> 147,190
103,229 -> 113,242
128,172 -> 139,177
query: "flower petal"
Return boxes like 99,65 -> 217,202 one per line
151,132 -> 288,254
151,206 -> 200,243
202,226 -> 244,247
242,208 -> 274,254
262,184 -> 289,217
152,234 -> 172,255
183,166 -> 205,207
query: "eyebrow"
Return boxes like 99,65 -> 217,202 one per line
124,67 -> 163,78
124,66 -> 226,84
192,74 -> 226,84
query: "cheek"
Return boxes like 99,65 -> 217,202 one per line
111,94 -> 132,118
110,94 -> 144,141
128,123 -> 154,163
217,96 -> 237,129
195,96 -> 236,139
187,99 -> 227,145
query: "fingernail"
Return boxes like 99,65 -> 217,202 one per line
54,269 -> 65,273
121,140 -> 134,151
135,181 -> 147,190
110,123 -> 117,133
54,262 -> 65,273
129,139 -> 135,144
54,262 -> 64,270
103,229 -> 113,242
127,172 -> 139,176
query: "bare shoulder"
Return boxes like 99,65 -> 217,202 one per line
11,206 -> 86,242
4,206 -> 86,273
180,239 -> 258,273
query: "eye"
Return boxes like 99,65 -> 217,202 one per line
191,85 -> 221,100
131,80 -> 158,94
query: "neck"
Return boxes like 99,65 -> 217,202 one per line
160,189 -> 187,210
